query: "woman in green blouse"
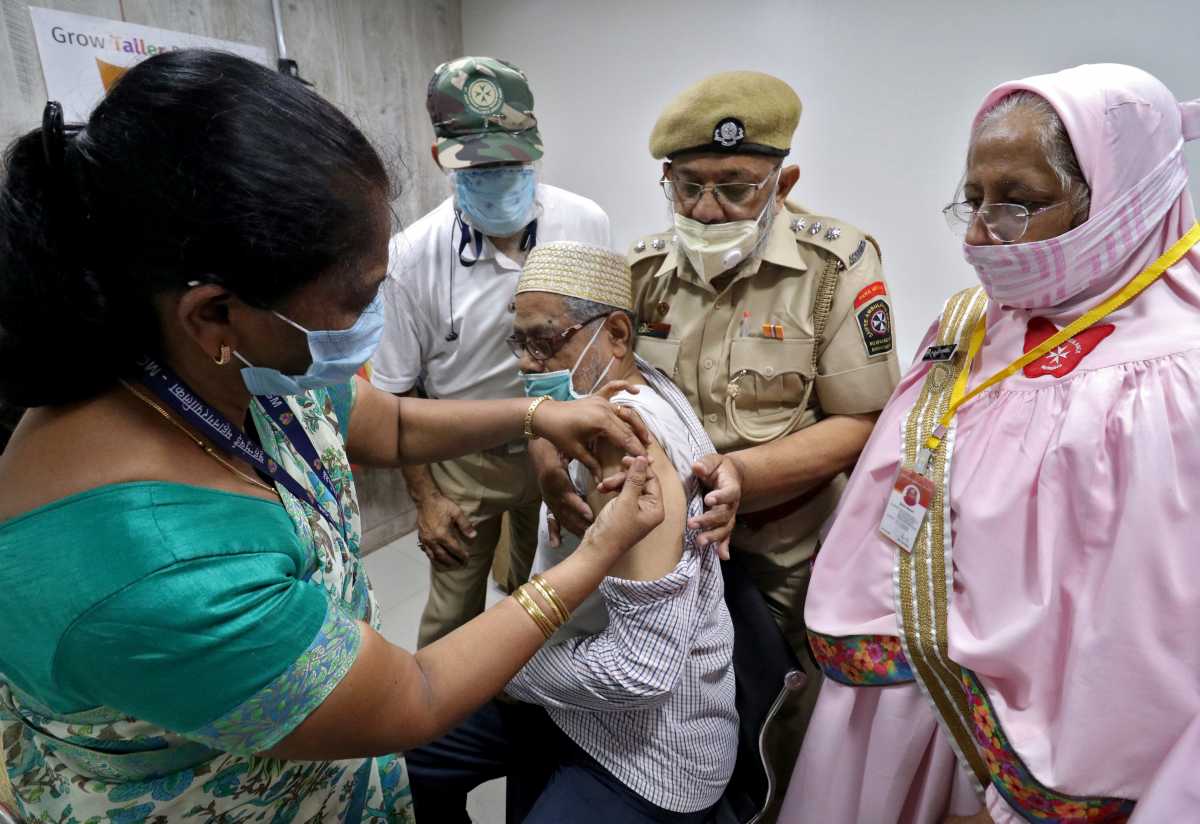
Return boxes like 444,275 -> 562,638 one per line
0,51 -> 739,823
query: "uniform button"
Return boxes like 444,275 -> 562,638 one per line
707,413 -> 718,423
764,366 -> 775,376
703,358 -> 714,369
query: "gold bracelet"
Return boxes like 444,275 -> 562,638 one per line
524,395 -> 551,440
514,585 -> 556,640
530,574 -> 570,626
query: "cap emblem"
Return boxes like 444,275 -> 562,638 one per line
713,117 -> 745,148
465,77 -> 503,115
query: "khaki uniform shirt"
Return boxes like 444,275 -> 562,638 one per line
628,204 -> 901,560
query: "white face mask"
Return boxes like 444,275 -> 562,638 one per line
673,174 -> 779,282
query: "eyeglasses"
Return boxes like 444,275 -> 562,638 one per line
943,200 -> 1069,243
660,168 -> 779,210
505,313 -> 610,362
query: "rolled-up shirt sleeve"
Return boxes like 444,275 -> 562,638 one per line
505,554 -> 703,712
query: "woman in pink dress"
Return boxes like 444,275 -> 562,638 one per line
780,64 -> 1200,823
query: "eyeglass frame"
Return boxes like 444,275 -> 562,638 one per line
659,166 -> 781,212
505,312 -> 611,363
942,199 -> 1070,244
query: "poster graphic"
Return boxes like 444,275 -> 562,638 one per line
28,7 -> 269,121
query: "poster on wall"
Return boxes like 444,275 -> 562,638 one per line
28,7 -> 269,122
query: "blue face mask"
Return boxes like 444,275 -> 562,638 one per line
453,166 -> 537,236
237,292 -> 385,397
520,319 -> 614,401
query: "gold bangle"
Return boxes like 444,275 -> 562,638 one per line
530,574 -> 570,626
524,395 -> 551,440
514,585 -> 556,640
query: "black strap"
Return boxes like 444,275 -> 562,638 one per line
455,210 -> 483,267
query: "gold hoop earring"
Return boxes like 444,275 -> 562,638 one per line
214,344 -> 231,366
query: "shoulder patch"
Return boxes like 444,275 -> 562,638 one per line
854,280 -> 887,309
856,297 -> 894,357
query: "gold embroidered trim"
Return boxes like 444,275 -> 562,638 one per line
894,286 -> 992,788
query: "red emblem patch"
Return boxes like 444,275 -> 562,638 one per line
1022,317 -> 1115,378
854,281 -> 887,309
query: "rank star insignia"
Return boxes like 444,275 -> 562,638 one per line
713,117 -> 745,148
856,298 -> 893,357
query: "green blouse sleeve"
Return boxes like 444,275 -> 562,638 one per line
53,549 -> 362,755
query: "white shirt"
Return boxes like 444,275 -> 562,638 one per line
371,184 -> 610,399
507,359 -> 738,812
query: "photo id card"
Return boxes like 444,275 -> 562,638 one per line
879,467 -> 935,553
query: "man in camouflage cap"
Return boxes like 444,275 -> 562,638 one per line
372,56 -> 610,648
532,70 -> 903,817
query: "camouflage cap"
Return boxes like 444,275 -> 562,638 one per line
426,56 -> 544,169
649,71 -> 801,160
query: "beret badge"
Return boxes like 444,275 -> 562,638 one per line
713,117 -> 745,148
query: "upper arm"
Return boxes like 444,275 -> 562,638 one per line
56,552 -> 358,756
815,243 -> 902,415
344,375 -> 401,466
586,433 -> 686,582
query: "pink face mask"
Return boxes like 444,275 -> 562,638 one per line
962,64 -> 1200,311
962,144 -> 1189,310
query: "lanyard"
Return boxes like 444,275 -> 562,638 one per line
917,221 -> 1200,472
135,357 -> 346,537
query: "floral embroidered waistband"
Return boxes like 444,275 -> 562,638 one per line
807,631 -> 915,686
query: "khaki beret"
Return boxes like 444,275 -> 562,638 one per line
649,71 -> 801,160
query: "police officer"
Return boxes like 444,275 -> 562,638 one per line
534,70 -> 902,805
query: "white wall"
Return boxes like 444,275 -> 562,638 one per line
463,0 -> 1200,361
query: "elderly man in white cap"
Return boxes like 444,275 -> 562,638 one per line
406,241 -> 740,824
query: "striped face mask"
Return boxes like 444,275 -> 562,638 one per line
963,146 -> 1189,309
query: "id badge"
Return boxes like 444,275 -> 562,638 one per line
879,467 -> 935,553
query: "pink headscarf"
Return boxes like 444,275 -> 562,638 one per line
963,63 -> 1200,309
800,63 -> 1200,821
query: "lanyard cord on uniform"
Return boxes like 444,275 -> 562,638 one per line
445,210 -> 538,343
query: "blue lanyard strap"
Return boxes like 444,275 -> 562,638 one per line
255,392 -> 346,533
135,357 -> 346,537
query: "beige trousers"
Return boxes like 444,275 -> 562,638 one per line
416,449 -> 541,648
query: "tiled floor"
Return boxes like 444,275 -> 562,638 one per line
363,533 -> 507,823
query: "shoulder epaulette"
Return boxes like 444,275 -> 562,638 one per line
787,213 -> 880,271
